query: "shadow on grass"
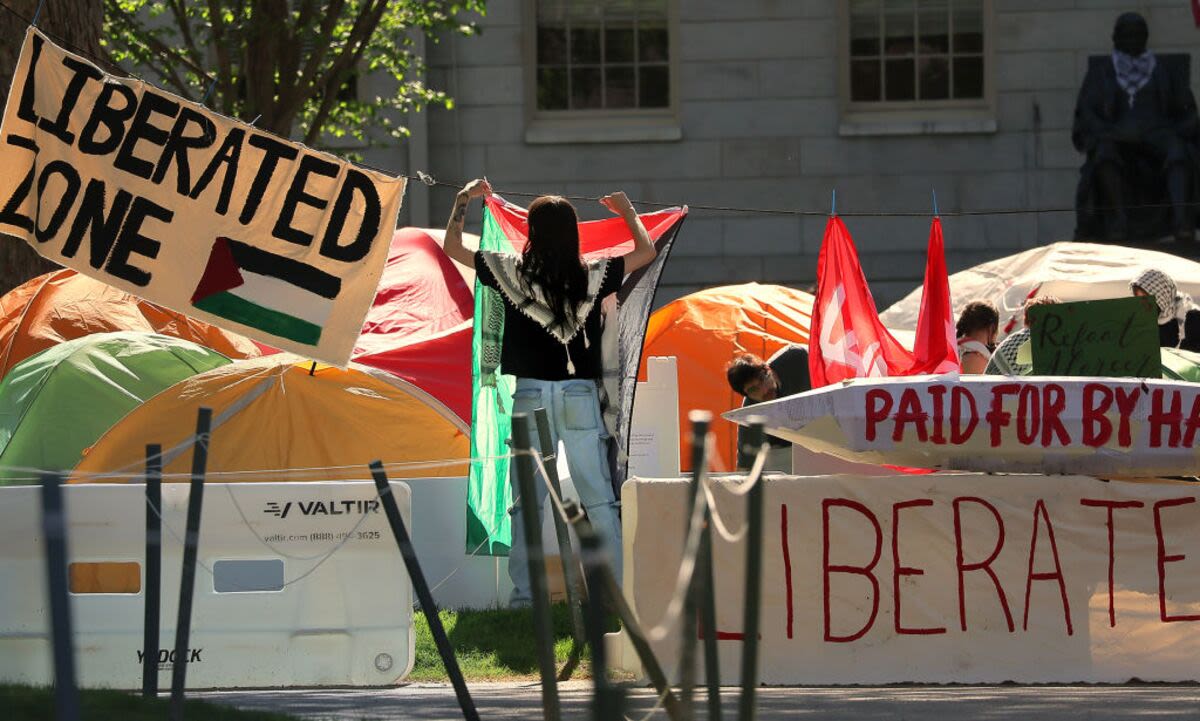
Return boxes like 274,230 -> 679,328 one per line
410,603 -> 619,682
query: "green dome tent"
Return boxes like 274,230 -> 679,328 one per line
0,332 -> 230,484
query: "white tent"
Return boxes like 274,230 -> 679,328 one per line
880,242 -> 1200,337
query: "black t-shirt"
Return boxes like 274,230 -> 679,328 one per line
475,251 -> 624,381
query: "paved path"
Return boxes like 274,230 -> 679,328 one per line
199,681 -> 1200,720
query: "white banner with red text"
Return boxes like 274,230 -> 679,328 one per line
616,474 -> 1200,684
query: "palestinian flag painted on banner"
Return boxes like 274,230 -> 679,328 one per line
191,237 -> 340,345
466,194 -> 687,555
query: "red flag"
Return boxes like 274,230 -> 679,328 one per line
908,217 -> 960,375
808,216 -> 915,387
1193,0 -> 1200,27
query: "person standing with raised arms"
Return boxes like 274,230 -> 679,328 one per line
443,179 -> 656,606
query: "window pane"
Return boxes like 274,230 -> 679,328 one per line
606,26 -> 635,63
953,55 -> 984,98
884,6 -> 915,56
537,66 -> 568,110
638,65 -> 670,108
885,58 -> 915,100
567,0 -> 600,23
953,1 -> 983,53
571,67 -> 603,109
606,66 -> 636,108
69,561 -> 141,594
918,1 -> 950,54
638,24 -> 669,63
919,56 -> 949,99
537,0 -> 567,23
538,26 -> 567,64
850,1 -> 881,57
571,26 -> 601,64
638,0 -> 668,19
213,559 -> 284,593
850,59 -> 882,101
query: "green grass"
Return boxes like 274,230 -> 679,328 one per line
1,684 -> 300,721
409,603 -> 621,682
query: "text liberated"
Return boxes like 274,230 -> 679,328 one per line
621,475 -> 1200,684
0,28 -> 405,365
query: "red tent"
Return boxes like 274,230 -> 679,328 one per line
352,228 -> 476,424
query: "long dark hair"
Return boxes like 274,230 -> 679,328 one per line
521,195 -> 587,327
955,300 -> 999,338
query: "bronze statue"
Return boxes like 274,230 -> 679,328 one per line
1073,12 -> 1199,245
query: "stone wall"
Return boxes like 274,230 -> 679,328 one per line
391,0 -> 1200,308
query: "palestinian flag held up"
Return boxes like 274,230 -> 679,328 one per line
466,194 -> 688,555
191,237 -> 341,346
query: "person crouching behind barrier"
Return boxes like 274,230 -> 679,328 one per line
442,179 -> 657,608
1131,268 -> 1200,352
725,345 -> 810,472
955,301 -> 999,374
986,295 -> 1062,376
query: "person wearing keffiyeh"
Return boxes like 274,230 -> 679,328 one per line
442,179 -> 657,608
1071,12 -> 1199,244
1130,268 -> 1200,352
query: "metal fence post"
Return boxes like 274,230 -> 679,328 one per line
694,414 -> 722,721
512,412 -> 561,721
737,420 -> 766,721
369,461 -> 480,721
169,407 -> 212,721
680,410 -> 712,721
576,508 -> 624,721
40,471 -> 80,721
532,408 -> 587,645
567,501 -> 683,721
143,444 -> 163,699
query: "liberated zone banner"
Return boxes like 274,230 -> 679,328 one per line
621,474 -> 1200,684
0,29 -> 405,365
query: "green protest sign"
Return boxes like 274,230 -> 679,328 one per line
1028,296 -> 1161,378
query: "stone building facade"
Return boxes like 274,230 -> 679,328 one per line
378,0 -> 1200,308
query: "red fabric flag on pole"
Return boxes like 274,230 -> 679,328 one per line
808,216 -> 917,386
907,216 -> 961,375
809,215 -> 959,387
1193,0 -> 1200,27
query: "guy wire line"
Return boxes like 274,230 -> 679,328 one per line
4,0 -> 1200,222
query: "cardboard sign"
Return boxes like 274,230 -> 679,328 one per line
0,28 -> 405,365
617,474 -> 1200,684
724,376 -> 1200,477
1027,297 -> 1160,378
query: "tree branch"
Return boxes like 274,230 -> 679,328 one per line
167,0 -> 207,76
303,0 -> 386,145
205,0 -> 237,115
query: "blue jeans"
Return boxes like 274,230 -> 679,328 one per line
507,377 -> 622,606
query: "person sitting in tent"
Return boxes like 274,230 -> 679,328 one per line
1131,268 -> 1200,352
442,178 -> 657,608
725,345 -> 810,471
986,295 -> 1061,376
955,301 -> 999,374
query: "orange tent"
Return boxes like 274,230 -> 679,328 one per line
0,269 -> 261,378
639,283 -> 813,472
72,355 -> 470,483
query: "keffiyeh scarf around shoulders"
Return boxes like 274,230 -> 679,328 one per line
479,251 -> 612,376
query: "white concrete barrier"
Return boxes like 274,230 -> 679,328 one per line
614,473 -> 1200,684
0,481 -> 414,689
404,476 -> 512,609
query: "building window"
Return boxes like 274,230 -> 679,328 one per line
848,0 -> 985,104
534,0 -> 671,112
